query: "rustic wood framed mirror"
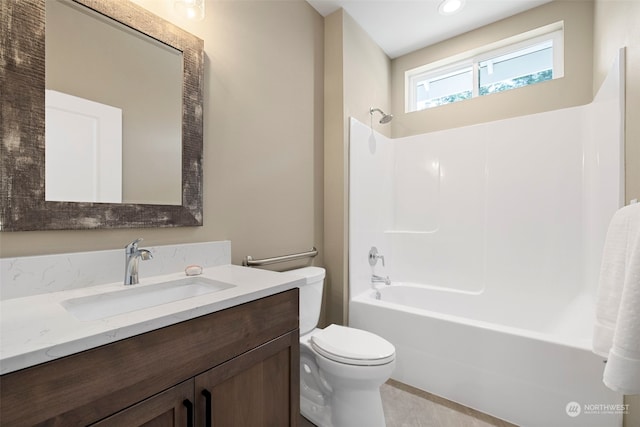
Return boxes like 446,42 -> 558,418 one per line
0,0 -> 204,231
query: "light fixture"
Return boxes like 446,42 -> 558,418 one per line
174,0 -> 205,21
438,0 -> 465,16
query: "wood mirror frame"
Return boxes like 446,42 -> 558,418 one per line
0,0 -> 204,231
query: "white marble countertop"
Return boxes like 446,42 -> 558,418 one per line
0,264 -> 303,375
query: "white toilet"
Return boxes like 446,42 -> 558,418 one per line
291,267 -> 395,427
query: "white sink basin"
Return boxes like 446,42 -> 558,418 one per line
61,277 -> 235,321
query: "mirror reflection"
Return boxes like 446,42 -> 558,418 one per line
45,0 -> 182,205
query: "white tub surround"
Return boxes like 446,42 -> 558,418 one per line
349,50 -> 626,427
0,241 -> 304,375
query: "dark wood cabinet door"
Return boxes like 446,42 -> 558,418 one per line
91,380 -> 195,427
195,331 -> 300,427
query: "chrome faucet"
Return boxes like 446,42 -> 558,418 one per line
371,274 -> 391,286
369,247 -> 390,286
124,238 -> 153,285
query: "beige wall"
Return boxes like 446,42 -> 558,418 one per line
323,10 -> 346,326
594,0 -> 640,207
391,0 -> 594,138
323,9 -> 391,326
594,2 -> 640,424
0,0 -> 325,272
343,12 -> 393,138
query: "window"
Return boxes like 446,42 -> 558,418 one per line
406,23 -> 564,112
415,64 -> 473,110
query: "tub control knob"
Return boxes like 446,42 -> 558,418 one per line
369,246 -> 385,267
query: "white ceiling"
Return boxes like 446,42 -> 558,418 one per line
306,0 -> 553,58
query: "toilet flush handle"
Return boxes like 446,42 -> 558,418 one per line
368,246 -> 385,267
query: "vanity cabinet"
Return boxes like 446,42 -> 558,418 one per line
0,289 -> 299,427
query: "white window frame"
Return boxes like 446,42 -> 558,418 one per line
405,22 -> 564,113
412,61 -> 474,110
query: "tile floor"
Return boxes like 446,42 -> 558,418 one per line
300,379 -> 517,427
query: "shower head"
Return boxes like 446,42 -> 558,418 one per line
370,107 -> 393,124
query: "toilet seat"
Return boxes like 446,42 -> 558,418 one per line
310,324 -> 395,366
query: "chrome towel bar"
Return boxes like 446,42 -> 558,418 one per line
243,247 -> 318,267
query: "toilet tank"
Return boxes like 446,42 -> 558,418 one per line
289,266 -> 325,335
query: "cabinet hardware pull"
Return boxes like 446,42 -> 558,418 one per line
202,389 -> 212,427
183,399 -> 194,427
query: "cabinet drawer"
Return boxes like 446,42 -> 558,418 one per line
90,380 -> 195,427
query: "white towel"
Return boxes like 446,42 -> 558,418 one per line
592,203 -> 640,394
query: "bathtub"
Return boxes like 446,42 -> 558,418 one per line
349,284 -> 623,427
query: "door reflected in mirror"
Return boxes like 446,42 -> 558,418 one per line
45,0 -> 182,205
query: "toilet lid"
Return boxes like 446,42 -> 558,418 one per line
310,324 -> 395,366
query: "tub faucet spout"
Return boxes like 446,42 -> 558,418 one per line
371,274 -> 391,286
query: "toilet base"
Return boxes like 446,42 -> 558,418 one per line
300,387 -> 387,427
331,388 -> 386,427
300,393 -> 332,427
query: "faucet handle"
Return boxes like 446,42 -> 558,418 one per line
368,246 -> 385,267
125,238 -> 144,252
